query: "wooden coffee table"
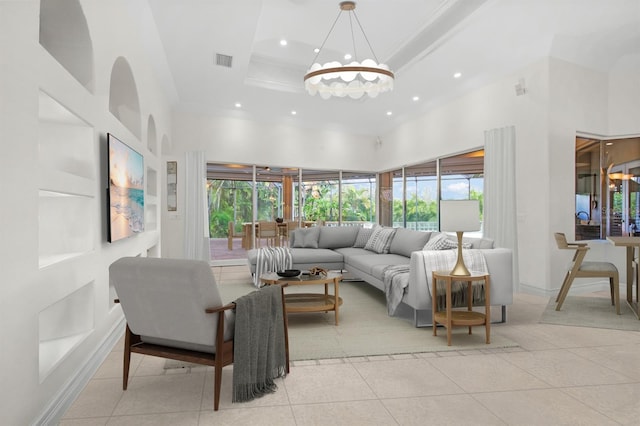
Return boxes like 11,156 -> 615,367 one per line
260,271 -> 343,325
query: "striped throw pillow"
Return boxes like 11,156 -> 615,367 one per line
353,226 -> 376,248
364,227 -> 397,254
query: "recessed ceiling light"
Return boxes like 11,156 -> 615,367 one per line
344,53 -> 352,60
280,39 -> 288,46
412,96 -> 420,102
314,48 -> 320,53
453,72 -> 462,79
234,102 -> 242,108
386,111 -> 393,116
291,110 -> 297,115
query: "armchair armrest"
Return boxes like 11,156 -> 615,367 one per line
205,303 -> 236,314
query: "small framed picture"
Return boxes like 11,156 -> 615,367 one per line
167,161 -> 177,211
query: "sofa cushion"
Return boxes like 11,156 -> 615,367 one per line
364,226 -> 396,254
389,228 -> 431,257
370,255 -> 411,278
334,247 -> 372,257
346,253 -> 408,276
318,226 -> 359,249
289,247 -> 343,264
353,226 -> 376,248
291,227 -> 320,248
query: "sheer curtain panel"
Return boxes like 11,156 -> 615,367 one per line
183,151 -> 211,261
484,126 -> 519,290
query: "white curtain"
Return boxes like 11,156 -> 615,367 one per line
183,151 -> 210,261
484,126 -> 519,290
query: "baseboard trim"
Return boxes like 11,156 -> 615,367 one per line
520,280 -> 613,298
34,317 -> 125,425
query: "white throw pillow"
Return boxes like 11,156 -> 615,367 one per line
423,233 -> 471,250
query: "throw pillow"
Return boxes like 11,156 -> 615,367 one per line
364,226 -> 397,254
353,226 -> 376,248
423,233 -> 472,250
291,227 -> 320,248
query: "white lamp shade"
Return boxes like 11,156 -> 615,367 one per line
440,200 -> 480,232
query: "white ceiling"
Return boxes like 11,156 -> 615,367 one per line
146,0 -> 640,137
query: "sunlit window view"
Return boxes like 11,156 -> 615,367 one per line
206,150 -> 484,264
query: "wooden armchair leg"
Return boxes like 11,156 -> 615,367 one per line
123,325 -> 132,390
213,358 -> 222,411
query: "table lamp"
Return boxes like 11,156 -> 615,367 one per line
440,200 -> 480,276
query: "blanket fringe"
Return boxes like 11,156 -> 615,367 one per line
232,366 -> 287,403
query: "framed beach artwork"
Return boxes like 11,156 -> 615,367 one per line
107,133 -> 145,242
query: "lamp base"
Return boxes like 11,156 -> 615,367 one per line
449,231 -> 470,276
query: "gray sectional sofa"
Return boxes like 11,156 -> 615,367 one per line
247,225 -> 513,326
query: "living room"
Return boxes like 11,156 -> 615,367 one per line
1,0 -> 639,424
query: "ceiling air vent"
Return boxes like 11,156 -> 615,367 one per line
215,53 -> 233,68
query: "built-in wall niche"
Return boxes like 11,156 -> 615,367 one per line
39,281 -> 95,381
147,115 -> 157,155
145,167 -> 158,231
145,202 -> 158,231
147,167 -> 157,196
39,190 -> 94,268
39,0 -> 95,92
38,92 -> 96,267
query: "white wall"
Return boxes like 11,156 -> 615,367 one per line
380,58 -> 552,294
609,53 -> 640,135
0,1 -> 173,424
162,111 -> 380,257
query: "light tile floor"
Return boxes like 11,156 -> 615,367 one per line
60,266 -> 640,425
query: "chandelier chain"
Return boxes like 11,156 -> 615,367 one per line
351,9 -> 379,64
348,11 -> 357,61
309,8 -> 343,67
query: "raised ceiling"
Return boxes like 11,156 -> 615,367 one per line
146,0 -> 640,137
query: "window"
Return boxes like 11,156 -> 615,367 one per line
574,137 -> 640,240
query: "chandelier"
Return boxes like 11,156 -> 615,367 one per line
304,1 -> 394,100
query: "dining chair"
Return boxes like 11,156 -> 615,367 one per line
281,221 -> 299,246
554,232 -> 620,314
257,221 -> 278,246
227,221 -> 245,250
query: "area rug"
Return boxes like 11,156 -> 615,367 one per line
540,295 -> 640,331
211,278 -> 518,362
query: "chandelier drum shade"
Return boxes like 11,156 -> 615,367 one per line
304,1 -> 395,100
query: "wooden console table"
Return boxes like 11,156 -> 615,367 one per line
432,271 -> 491,346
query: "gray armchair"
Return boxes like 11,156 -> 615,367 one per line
109,257 -> 288,410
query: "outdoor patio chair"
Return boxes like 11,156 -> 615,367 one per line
257,221 -> 278,246
227,221 -> 245,250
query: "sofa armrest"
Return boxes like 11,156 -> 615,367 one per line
408,247 -> 514,308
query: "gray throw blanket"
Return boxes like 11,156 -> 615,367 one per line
383,264 -> 411,315
253,246 -> 293,287
232,284 -> 287,403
